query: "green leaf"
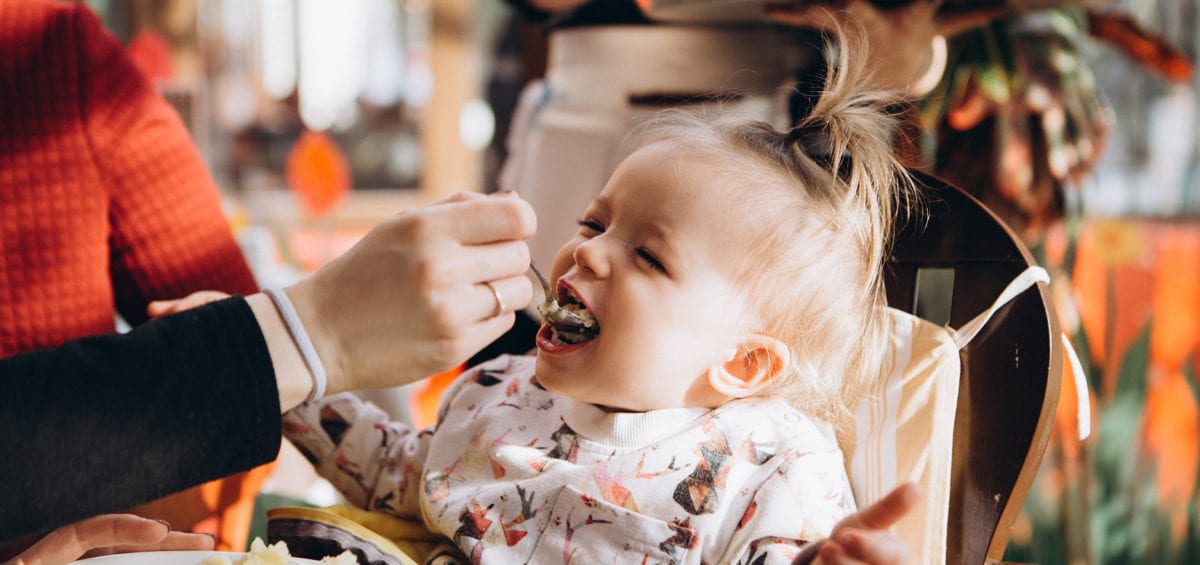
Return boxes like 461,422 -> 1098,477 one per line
1184,501 -> 1200,563
1114,321 -> 1152,404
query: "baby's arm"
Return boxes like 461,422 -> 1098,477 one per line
283,394 -> 432,519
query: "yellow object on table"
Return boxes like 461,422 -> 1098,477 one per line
267,505 -> 463,565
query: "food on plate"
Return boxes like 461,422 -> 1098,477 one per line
197,538 -> 355,565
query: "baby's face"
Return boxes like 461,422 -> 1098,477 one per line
534,141 -> 763,411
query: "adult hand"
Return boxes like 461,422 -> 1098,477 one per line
288,191 -> 536,394
794,482 -> 923,565
4,514 -> 214,565
147,291 -> 231,319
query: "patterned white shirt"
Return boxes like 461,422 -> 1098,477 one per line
283,355 -> 855,564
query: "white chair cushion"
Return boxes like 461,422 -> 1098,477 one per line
838,307 -> 961,565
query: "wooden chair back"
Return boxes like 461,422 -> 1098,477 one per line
885,172 -> 1062,564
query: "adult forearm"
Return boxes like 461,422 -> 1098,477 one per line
0,297 -> 281,544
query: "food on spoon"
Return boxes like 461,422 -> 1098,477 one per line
530,264 -> 599,344
539,283 -> 599,345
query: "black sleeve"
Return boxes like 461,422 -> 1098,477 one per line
0,296 -> 281,543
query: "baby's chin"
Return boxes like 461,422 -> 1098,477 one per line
531,353 -> 569,393
534,355 -> 726,411
532,356 -> 627,408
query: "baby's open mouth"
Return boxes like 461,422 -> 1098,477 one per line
539,285 -> 599,346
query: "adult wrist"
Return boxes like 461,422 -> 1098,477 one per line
282,278 -> 348,397
264,288 -> 327,403
245,293 -> 312,411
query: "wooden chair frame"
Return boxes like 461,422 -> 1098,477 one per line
885,172 -> 1062,564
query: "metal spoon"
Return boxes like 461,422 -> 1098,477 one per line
529,262 -> 597,338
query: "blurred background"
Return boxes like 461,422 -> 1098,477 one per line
81,0 -> 1200,562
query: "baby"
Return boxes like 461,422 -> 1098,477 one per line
279,39 -> 921,565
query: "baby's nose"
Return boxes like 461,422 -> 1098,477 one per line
572,238 -> 610,279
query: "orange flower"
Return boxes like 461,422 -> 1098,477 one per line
1142,223 -> 1200,541
1073,220 -> 1154,399
1141,365 -> 1199,540
1072,225 -> 1107,362
1089,219 -> 1147,266
1149,225 -> 1200,371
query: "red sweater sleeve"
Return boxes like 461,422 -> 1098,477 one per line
72,5 -> 258,325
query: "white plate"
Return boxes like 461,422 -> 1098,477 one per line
69,550 -> 323,564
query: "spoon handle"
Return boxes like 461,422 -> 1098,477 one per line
529,262 -> 554,300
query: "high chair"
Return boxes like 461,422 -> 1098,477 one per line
854,171 -> 1063,564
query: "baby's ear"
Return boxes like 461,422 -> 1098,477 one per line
707,334 -> 791,399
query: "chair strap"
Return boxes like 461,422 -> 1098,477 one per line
1063,333 -> 1092,440
950,266 -> 1049,349
950,265 -> 1092,441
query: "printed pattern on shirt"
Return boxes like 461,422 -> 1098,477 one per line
283,355 -> 856,564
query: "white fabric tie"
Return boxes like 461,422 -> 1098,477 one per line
951,266 -> 1050,349
949,265 -> 1092,440
1063,333 -> 1092,440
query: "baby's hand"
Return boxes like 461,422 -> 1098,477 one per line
147,290 -> 232,319
798,482 -> 922,565
813,527 -> 909,565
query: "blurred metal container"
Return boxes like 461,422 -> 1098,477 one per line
640,0 -> 1013,25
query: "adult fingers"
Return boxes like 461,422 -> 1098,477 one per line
146,300 -> 176,318
456,311 -> 521,361
471,275 -> 535,323
436,191 -> 487,204
837,482 -> 923,531
85,531 -> 215,557
394,239 -> 531,323
155,531 -> 216,551
16,514 -> 168,565
440,192 -> 537,245
147,291 -> 231,319
453,240 -> 532,286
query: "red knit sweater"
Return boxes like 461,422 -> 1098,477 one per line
0,1 -> 258,357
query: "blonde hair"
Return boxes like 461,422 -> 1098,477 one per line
630,36 -> 921,426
